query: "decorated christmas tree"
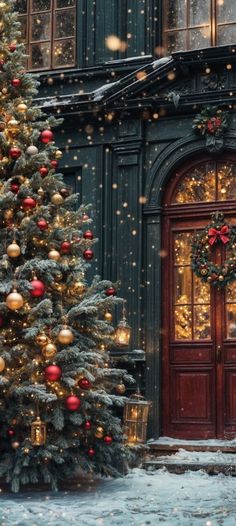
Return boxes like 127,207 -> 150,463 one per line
0,0 -> 133,492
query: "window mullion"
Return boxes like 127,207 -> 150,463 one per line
211,0 -> 216,46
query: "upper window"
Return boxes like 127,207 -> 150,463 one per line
16,0 -> 76,70
164,0 -> 236,54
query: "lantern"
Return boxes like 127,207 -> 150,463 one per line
31,416 -> 47,446
114,302 -> 131,347
123,393 -> 151,444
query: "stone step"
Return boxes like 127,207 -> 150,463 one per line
143,459 -> 236,475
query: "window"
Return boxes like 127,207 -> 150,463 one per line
164,0 -> 236,54
16,0 -> 76,70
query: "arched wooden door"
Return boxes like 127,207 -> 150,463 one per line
162,157 -> 236,439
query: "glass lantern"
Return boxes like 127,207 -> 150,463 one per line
123,393 -> 151,444
31,416 -> 47,446
114,302 -> 131,347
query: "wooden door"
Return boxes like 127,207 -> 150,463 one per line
162,158 -> 236,439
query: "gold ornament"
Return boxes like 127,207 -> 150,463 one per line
51,282 -> 66,293
6,289 -> 24,310
7,241 -> 21,258
70,281 -> 85,296
116,383 -> 126,394
37,187 -> 44,197
218,275 -> 224,282
31,416 -> 47,446
11,441 -> 20,450
58,327 -> 74,345
55,149 -> 63,159
7,119 -> 19,139
200,268 -> 208,276
42,342 -> 57,358
36,333 -> 49,346
2,88 -> 7,95
4,209 -> 14,220
94,426 -> 104,439
48,249 -> 60,261
51,193 -> 64,205
0,356 -> 5,372
104,311 -> 112,322
207,276 -> 212,283
17,103 -> 28,113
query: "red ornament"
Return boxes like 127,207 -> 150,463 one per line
65,395 -> 81,411
83,249 -> 94,261
50,160 -> 58,169
9,146 -> 21,159
103,435 -> 113,445
88,447 -> 95,458
207,117 -> 222,134
82,214 -> 89,221
9,43 -> 17,52
78,378 -> 91,390
10,182 -> 19,193
45,365 -> 62,382
60,241 -> 71,254
84,420 -> 92,430
11,78 -> 21,88
105,287 -> 116,296
30,279 -> 46,297
22,197 -> 36,210
37,218 -> 48,231
83,230 -> 93,240
0,315 -> 4,327
39,166 -> 49,177
7,428 -> 16,437
41,129 -> 54,144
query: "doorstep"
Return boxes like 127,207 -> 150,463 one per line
147,436 -> 236,455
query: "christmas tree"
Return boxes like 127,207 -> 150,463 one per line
0,0 -> 133,492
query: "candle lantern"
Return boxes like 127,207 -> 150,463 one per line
31,416 -> 47,446
124,392 -> 151,444
114,301 -> 131,347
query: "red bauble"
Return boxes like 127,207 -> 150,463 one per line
65,395 -> 81,411
10,182 -> 19,193
84,420 -> 92,430
11,78 -> 21,88
41,129 -> 54,144
9,43 -> 17,52
104,435 -> 113,445
50,160 -> 58,169
60,241 -> 71,254
9,146 -> 21,159
83,249 -> 94,260
82,214 -> 89,221
83,230 -> 93,240
37,218 -> 48,231
22,197 -> 36,210
30,279 -> 46,297
39,166 -> 49,177
45,365 -> 62,382
78,378 -> 91,390
105,287 -> 116,296
7,428 -> 16,437
0,315 -> 4,327
88,448 -> 95,458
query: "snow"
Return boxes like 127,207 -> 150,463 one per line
92,81 -> 120,101
1,467 -> 236,525
152,56 -> 172,69
149,436 -> 236,447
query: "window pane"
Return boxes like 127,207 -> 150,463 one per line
166,31 -> 186,53
175,305 -> 192,340
31,14 -> 51,41
53,39 -> 75,67
30,42 -> 51,69
218,163 -> 236,201
194,277 -> 210,304
226,304 -> 236,339
174,232 -> 192,265
175,267 -> 192,305
55,9 -> 75,38
15,0 -> 27,13
175,163 -> 216,203
166,0 -> 186,29
189,27 -> 211,49
217,0 -> 236,23
18,15 -> 27,41
226,281 -> 236,303
56,0 -> 75,6
190,0 -> 210,26
194,305 -> 211,340
218,25 -> 236,45
32,0 -> 51,11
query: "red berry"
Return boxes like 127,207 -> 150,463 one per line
7,428 -> 16,437
88,448 -> 95,458
10,182 -> 19,193
9,44 -> 17,52
39,166 -> 48,177
82,214 -> 89,221
83,230 -> 93,240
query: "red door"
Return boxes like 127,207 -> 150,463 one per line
162,158 -> 236,439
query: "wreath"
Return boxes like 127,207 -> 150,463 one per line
191,212 -> 236,287
192,106 -> 229,152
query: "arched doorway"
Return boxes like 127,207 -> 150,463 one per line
162,156 -> 236,439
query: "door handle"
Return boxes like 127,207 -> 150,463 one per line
216,345 -> 222,363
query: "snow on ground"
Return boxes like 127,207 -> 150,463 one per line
1,468 -> 236,525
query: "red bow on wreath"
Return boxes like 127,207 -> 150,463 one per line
208,225 -> 230,245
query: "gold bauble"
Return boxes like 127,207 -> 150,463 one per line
58,327 -> 74,345
200,268 -> 208,276
207,276 -> 212,283
7,119 -> 19,138
4,209 -> 14,220
6,290 -> 24,310
218,275 -> 224,282
70,281 -> 85,296
17,103 -> 28,113
42,342 -> 57,358
48,249 -> 60,261
7,241 -> 21,258
115,383 -> 126,394
94,426 -> 104,439
2,87 -> 7,95
51,193 -> 64,205
55,149 -> 63,159
11,441 -> 20,450
0,356 -> 5,372
36,333 -> 49,346
104,311 -> 112,322
51,282 -> 66,293
37,187 -> 44,197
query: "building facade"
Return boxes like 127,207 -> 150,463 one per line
19,0 -> 236,440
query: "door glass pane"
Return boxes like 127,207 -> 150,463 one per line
190,0 -> 210,26
55,9 -> 75,38
218,25 -> 236,45
189,27 -> 210,50
226,282 -> 236,339
175,267 -> 192,304
30,42 -> 51,69
194,276 -> 210,304
166,31 -> 186,54
174,232 -> 192,265
175,163 -> 216,203
166,0 -> 186,29
32,0 -> 51,11
31,14 -> 51,41
217,0 -> 236,23
175,305 -> 192,340
226,282 -> 236,303
194,305 -> 211,339
218,163 -> 236,200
